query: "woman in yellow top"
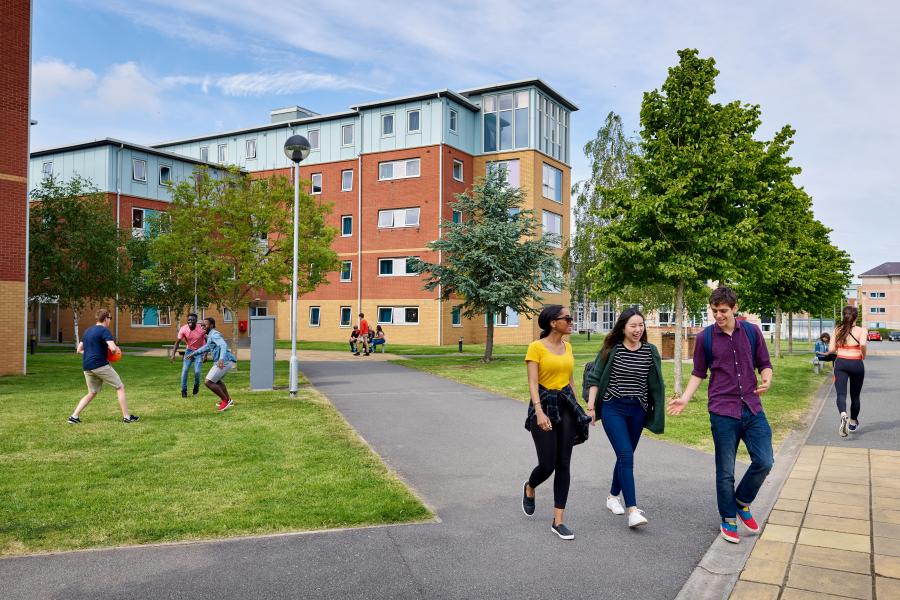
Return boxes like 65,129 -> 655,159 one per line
521,304 -> 591,540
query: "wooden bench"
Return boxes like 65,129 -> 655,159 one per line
163,344 -> 186,359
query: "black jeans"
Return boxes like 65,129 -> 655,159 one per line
528,404 -> 577,510
834,358 -> 865,420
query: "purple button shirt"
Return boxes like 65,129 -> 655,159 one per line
691,321 -> 772,419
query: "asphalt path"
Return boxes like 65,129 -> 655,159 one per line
3,359 -> 732,600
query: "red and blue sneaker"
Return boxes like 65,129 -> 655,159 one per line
720,520 -> 740,543
736,504 -> 760,533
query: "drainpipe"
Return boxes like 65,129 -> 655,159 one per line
115,143 -> 123,340
437,101 -> 444,345
23,9 -> 35,373
357,113 -> 363,315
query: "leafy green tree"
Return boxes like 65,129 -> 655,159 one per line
588,49 -> 775,393
413,168 -> 561,362
28,176 -> 123,345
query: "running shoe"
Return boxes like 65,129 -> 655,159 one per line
67,416 -> 81,424
181,390 -> 188,398
736,504 -> 760,533
193,383 -> 200,395
521,481 -> 535,517
720,520 -> 740,543
606,495 -> 625,515
217,399 -> 233,412
848,420 -> 859,433
628,509 -> 648,528
839,415 -> 849,437
551,522 -> 575,540
122,415 -> 140,423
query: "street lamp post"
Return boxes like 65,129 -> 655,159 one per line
283,135 -> 311,398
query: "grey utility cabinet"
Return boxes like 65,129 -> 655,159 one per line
249,316 -> 276,391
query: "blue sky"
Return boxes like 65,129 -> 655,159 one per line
31,0 -> 900,277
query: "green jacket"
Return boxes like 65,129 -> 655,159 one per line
585,343 -> 665,434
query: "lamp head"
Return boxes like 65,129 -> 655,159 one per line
283,135 -> 311,163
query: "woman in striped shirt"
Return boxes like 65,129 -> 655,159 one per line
586,308 -> 665,528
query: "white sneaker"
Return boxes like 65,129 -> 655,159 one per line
628,508 -> 648,528
606,495 -> 625,515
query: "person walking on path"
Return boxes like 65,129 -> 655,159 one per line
828,306 -> 867,437
171,312 -> 207,398
67,308 -> 139,424
355,313 -> 370,356
521,305 -> 591,540
586,308 -> 665,529
185,317 -> 238,412
667,287 -> 773,544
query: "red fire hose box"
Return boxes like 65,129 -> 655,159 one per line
238,320 -> 248,333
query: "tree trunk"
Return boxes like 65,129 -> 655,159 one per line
73,311 -> 81,347
788,312 -> 794,355
484,310 -> 495,363
673,279 -> 685,396
585,289 -> 591,341
774,305 -> 782,359
231,314 -> 239,366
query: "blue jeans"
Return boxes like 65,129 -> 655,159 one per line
709,405 -> 774,519
181,354 -> 203,392
601,397 -> 647,508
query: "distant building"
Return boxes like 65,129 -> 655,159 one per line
858,262 -> 900,329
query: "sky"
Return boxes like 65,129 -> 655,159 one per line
30,0 -> 900,278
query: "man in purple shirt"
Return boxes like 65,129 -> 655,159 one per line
668,287 -> 774,544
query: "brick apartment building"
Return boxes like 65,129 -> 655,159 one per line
30,80 -> 576,345
1,1 -> 31,374
858,262 -> 900,329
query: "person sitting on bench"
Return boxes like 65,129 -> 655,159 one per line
370,325 -> 386,352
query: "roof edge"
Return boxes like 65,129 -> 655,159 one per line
31,137 -> 243,171
458,78 -> 578,111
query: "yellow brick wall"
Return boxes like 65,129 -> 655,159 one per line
0,281 -> 26,374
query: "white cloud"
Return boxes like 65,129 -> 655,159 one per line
86,62 -> 162,116
31,58 -> 97,100
163,70 -> 378,96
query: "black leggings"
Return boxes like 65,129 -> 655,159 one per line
834,358 -> 865,420
528,406 -> 577,510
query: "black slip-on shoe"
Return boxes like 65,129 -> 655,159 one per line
551,522 -> 574,540
522,481 -> 535,516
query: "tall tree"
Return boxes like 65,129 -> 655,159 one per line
589,49 -> 772,393
29,176 -> 122,345
413,168 -> 561,362
565,111 -> 636,335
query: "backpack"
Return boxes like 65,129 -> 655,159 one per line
703,320 -> 759,370
581,361 -> 595,402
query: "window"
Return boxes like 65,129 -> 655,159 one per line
311,173 -> 322,194
452,159 -> 463,181
542,210 -> 562,247
340,261 -> 352,282
309,306 -> 321,326
514,91 -> 529,148
159,165 -> 172,185
41,161 -> 53,180
158,308 -> 171,326
250,303 -> 267,317
538,93 -> 568,162
449,108 -> 458,133
341,169 -> 353,192
340,306 -> 352,327
487,159 -> 520,187
308,129 -> 320,150
382,113 -> 394,136
658,307 -> 674,326
452,210 -> 462,224
378,158 -> 421,180
341,215 -> 353,236
484,307 -> 520,327
542,163 -> 562,202
132,208 -> 144,236
870,307 -> 887,314
869,291 -> 886,298
131,307 -> 169,327
452,305 -> 462,326
378,207 -> 420,228
542,260 -> 562,293
223,308 -> 233,323
407,109 -> 421,133
378,306 -> 419,325
132,158 -> 147,182
379,257 -> 418,276
342,124 -> 354,146
217,144 -> 227,163
246,139 -> 257,159
199,147 -> 209,162
482,91 -> 528,152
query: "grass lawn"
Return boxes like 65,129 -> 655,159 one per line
0,355 -> 430,556
397,351 -> 824,455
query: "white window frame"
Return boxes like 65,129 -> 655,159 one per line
407,109 -> 421,133
308,129 -> 320,150
377,207 -> 420,229
870,307 -> 886,314
452,305 -> 462,327
246,139 -> 257,160
158,308 -> 171,327
340,260 -> 352,282
341,215 -> 353,237
339,306 -> 352,327
217,144 -> 227,163
449,108 -> 458,133
132,158 -> 147,182
223,307 -> 234,323
159,165 -> 172,185
41,161 -> 53,180
309,306 -> 321,327
311,172 -> 322,195
378,257 -> 418,277
341,124 -> 354,146
377,306 -> 419,325
382,113 -> 395,137
341,169 -> 353,192
542,210 -> 562,248
199,147 -> 209,162
542,163 -> 562,202
131,208 -> 145,238
378,158 -> 421,181
452,159 -> 463,182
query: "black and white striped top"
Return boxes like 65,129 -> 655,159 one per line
604,342 -> 653,408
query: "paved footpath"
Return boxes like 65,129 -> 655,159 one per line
730,354 -> 900,600
4,359 -> 765,600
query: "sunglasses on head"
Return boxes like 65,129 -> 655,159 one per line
554,316 -> 574,323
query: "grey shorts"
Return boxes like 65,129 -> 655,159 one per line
84,364 -> 124,393
206,361 -> 236,383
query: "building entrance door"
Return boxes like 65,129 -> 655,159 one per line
39,303 -> 59,342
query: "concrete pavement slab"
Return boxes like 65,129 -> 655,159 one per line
791,544 -> 871,574
785,564 -> 872,600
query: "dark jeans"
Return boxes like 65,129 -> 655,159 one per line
601,397 -> 646,508
528,404 -> 577,509
709,405 -> 774,520
834,358 -> 865,420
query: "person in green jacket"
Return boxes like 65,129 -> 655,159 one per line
586,308 -> 665,528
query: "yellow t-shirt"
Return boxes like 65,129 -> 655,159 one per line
525,340 -> 574,390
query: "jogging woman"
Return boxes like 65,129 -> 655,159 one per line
521,305 -> 591,540
586,308 -> 665,528
829,306 -> 867,436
